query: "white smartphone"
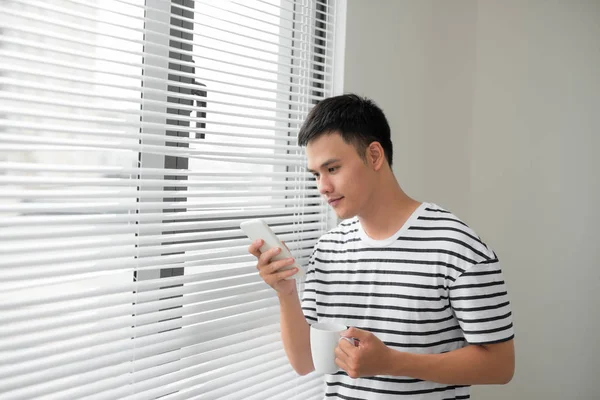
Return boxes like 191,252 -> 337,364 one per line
240,218 -> 304,280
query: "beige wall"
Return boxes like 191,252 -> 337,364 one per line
344,0 -> 478,218
343,1 -> 600,398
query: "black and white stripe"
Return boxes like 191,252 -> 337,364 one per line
301,202 -> 514,399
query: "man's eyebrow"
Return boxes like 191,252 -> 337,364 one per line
307,158 -> 340,173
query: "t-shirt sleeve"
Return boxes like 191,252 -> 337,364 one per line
300,246 -> 318,324
450,258 -> 515,344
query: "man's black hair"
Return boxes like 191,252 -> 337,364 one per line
297,94 -> 393,167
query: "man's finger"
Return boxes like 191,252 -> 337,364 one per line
270,257 -> 295,273
247,239 -> 263,258
256,256 -> 293,276
335,344 -> 351,360
335,356 -> 351,374
275,267 -> 298,280
343,327 -> 368,340
338,337 -> 358,352
258,246 -> 281,265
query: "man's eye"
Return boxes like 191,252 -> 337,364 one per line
328,166 -> 338,173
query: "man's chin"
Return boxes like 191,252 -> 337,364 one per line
326,197 -> 356,219
332,207 -> 356,220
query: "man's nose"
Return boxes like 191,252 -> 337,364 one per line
318,176 -> 333,195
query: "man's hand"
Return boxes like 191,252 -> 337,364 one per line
248,239 -> 298,296
335,327 -> 393,379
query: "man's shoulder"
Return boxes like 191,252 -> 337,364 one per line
418,203 -> 474,232
416,202 -> 497,261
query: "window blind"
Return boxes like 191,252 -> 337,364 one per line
0,0 -> 339,399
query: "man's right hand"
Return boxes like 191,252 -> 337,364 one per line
248,239 -> 298,296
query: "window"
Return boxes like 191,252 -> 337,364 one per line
0,0 -> 340,398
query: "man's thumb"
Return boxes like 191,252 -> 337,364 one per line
344,326 -> 368,339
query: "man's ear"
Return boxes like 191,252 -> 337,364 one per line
367,142 -> 386,171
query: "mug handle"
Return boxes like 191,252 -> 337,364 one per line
339,336 -> 359,347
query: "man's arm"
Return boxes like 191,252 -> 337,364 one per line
248,240 -> 315,375
336,327 -> 514,384
388,339 -> 515,384
278,290 -> 314,375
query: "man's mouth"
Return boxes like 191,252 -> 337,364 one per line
327,197 -> 344,206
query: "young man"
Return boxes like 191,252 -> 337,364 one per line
248,94 -> 515,399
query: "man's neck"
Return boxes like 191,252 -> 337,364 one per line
358,176 -> 421,240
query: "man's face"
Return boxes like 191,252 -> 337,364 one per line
306,132 -> 374,220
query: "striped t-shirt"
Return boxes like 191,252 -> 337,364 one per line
301,202 -> 514,400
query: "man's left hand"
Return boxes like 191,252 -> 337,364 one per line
335,327 -> 393,378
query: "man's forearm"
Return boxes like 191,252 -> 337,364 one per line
384,340 -> 515,385
278,289 -> 314,375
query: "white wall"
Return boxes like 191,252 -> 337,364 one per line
343,1 -> 600,399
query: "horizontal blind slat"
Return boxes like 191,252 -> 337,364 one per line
0,40 -> 329,95
0,205 -> 326,227
3,334 -> 287,400
0,197 -> 322,213
0,108 -> 303,137
5,0 -> 332,52
1,305 -> 281,360
1,254 -> 312,287
0,331 -> 284,395
124,355 -> 290,400
0,214 -> 321,240
1,222 -> 322,254
196,363 -> 295,400
0,63 -> 324,108
243,373 -> 325,400
156,358 -> 291,400
0,118 -> 303,146
221,370 -> 318,400
2,315 -> 281,371
0,250 -> 316,308
0,188 -> 320,201
0,176 -> 317,190
0,289 -> 277,340
257,0 -> 334,19
0,76 -> 312,117
1,92 -> 311,130
228,0 -> 334,34
0,162 -> 312,177
0,281 -> 270,326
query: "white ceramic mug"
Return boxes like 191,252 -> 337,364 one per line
310,322 -> 347,374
